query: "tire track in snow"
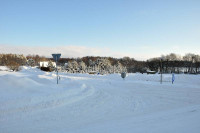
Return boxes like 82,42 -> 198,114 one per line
0,83 -> 96,118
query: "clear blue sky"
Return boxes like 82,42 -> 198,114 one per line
0,0 -> 200,60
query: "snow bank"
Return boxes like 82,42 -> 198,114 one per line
0,66 -> 8,71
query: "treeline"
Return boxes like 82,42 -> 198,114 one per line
54,56 -> 145,73
0,53 -> 200,74
58,57 -> 127,74
0,54 -> 48,71
147,53 -> 200,74
47,53 -> 200,74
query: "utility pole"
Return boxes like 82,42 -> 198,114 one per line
160,58 -> 163,84
191,56 -> 194,74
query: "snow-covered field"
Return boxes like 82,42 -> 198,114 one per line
0,66 -> 200,133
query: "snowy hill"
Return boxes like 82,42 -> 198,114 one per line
0,66 -> 200,133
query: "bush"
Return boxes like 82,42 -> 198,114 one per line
6,61 -> 20,71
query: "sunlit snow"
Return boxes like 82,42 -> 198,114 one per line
0,66 -> 200,133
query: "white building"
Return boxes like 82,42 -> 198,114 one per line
39,61 -> 56,67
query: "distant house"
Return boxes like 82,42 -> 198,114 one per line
39,61 -> 56,68
39,61 -> 56,72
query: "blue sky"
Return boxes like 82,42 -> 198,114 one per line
0,0 -> 200,60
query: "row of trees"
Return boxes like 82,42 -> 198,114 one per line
56,56 -> 145,73
55,53 -> 200,74
64,58 -> 126,74
1,53 -> 200,74
147,53 -> 200,74
0,54 -> 48,71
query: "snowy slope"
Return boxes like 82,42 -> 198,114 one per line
0,66 -> 200,133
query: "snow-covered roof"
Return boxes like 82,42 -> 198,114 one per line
39,61 -> 56,67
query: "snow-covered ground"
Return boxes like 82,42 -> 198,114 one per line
0,66 -> 200,133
